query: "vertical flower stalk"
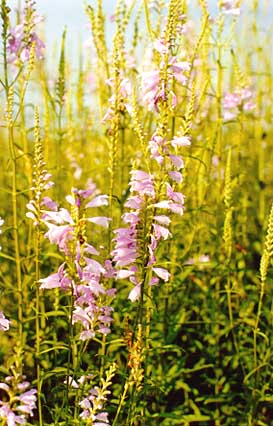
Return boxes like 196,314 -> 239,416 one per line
0,366 -> 37,426
26,107 -> 54,426
32,186 -> 115,420
252,203 -> 273,405
79,364 -> 116,425
6,86 -> 24,360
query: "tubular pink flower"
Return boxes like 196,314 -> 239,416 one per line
152,267 -> 170,282
0,377 -> 36,425
128,283 -> 141,302
0,312 -> 10,331
169,154 -> 184,169
153,38 -> 170,54
171,135 -> 191,147
44,223 -> 73,253
153,223 -> 172,240
169,171 -> 183,183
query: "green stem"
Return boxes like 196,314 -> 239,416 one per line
35,228 -> 43,426
112,382 -> 129,426
8,121 -> 24,358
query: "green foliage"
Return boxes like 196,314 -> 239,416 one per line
0,1 -> 273,426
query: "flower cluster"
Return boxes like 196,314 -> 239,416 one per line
0,311 -> 10,331
38,186 -> 115,341
26,172 -> 55,227
0,374 -> 37,426
7,1 -> 45,64
79,364 -> 116,425
26,113 -> 55,227
139,56 -> 190,112
102,75 -> 133,122
112,168 -> 186,301
223,86 -> 255,121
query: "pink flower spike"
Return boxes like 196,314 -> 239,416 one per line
130,169 -> 153,180
152,267 -> 170,282
80,330 -> 96,341
140,70 -> 160,92
85,259 -> 106,275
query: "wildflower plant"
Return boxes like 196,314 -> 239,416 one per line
0,1 -> 273,425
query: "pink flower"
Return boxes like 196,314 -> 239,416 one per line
153,215 -> 172,226
0,312 -> 10,331
7,5 -> 45,64
170,59 -> 191,84
128,283 -> 141,302
0,376 -> 37,425
112,226 -> 138,267
40,263 -> 71,290
124,196 -> 143,209
223,92 -> 241,109
153,224 -> 171,240
223,86 -> 255,120
169,155 -> 184,169
153,38 -> 170,54
221,1 -> 241,16
41,196 -> 58,211
169,171 -> 183,183
85,195 -> 109,208
152,267 -> 170,282
148,134 -> 166,164
44,223 -> 73,253
87,217 -> 111,227
129,170 -> 155,198
171,135 -> 191,147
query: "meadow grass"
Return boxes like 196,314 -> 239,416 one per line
0,1 -> 273,425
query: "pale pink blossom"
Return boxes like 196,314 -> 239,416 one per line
0,312 -> 10,331
221,1 -> 241,16
128,283 -> 141,302
171,135 -> 191,148
169,155 -> 184,169
152,267 -> 170,282
169,171 -> 183,183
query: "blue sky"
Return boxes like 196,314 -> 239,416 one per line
8,0 -> 273,66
